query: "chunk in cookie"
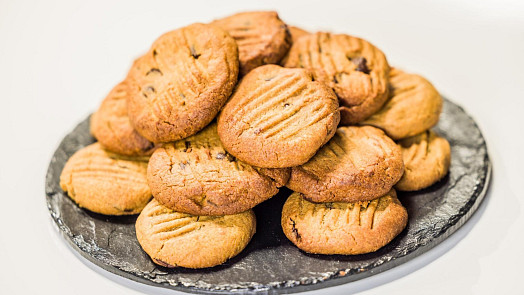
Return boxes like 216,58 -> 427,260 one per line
218,64 -> 340,168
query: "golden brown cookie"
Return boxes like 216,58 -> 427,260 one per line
283,32 -> 390,124
287,126 -> 404,202
255,167 -> 291,187
288,26 -> 310,44
281,190 -> 407,255
360,68 -> 443,140
136,198 -> 255,268
127,23 -> 239,143
147,122 -> 282,216
395,130 -> 451,191
212,11 -> 291,76
280,26 -> 310,65
60,143 -> 151,215
217,64 -> 340,168
90,81 -> 155,156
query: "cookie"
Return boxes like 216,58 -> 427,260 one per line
212,11 -> 291,76
360,68 -> 443,140
136,198 -> 255,268
217,64 -> 340,168
60,143 -> 151,215
280,26 -> 310,65
255,167 -> 291,187
127,23 -> 239,143
90,81 -> 155,156
281,190 -> 408,255
287,126 -> 404,202
147,122 -> 282,215
288,26 -> 310,44
395,130 -> 451,191
283,32 -> 390,124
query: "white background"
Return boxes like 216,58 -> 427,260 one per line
1,0 -> 523,294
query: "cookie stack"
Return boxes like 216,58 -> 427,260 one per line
60,11 -> 451,268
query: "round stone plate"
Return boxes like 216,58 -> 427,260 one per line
46,98 -> 491,294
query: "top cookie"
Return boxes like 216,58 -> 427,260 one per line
212,11 -> 291,76
147,122 -> 282,216
217,64 -> 340,168
127,23 -> 239,143
283,32 -> 390,124
90,81 -> 155,156
360,68 -> 442,140
287,125 -> 404,202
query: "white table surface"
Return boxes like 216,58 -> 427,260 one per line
1,0 -> 523,294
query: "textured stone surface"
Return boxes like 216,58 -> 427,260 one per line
46,98 -> 491,294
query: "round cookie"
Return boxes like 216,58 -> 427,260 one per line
60,143 -> 151,215
212,11 -> 291,76
283,32 -> 390,125
90,81 -> 155,156
287,125 -> 404,202
136,199 -> 256,269
281,190 -> 408,255
217,64 -> 340,168
360,68 -> 443,140
148,122 -> 282,216
127,23 -> 239,143
395,130 -> 451,191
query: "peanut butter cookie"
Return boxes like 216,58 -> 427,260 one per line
283,32 -> 390,124
287,126 -> 404,202
280,26 -> 310,65
90,81 -> 155,156
136,198 -> 256,269
361,68 -> 442,140
148,122 -> 282,216
255,167 -> 291,187
281,190 -> 407,255
60,143 -> 151,215
288,26 -> 310,44
396,130 -> 451,191
212,11 -> 291,76
217,64 -> 340,168
127,23 -> 239,143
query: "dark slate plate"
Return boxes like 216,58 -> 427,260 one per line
46,98 -> 491,294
